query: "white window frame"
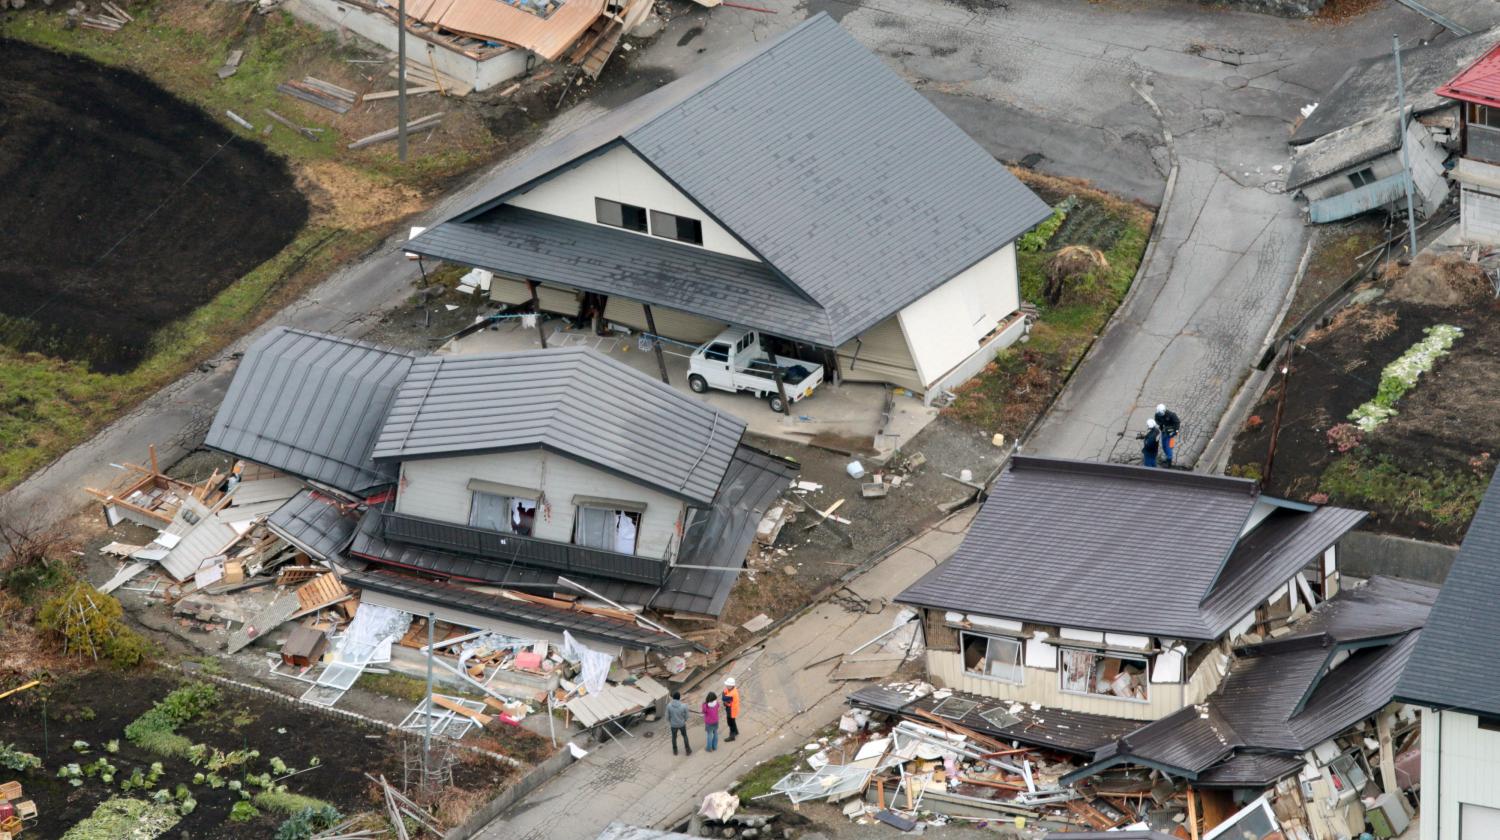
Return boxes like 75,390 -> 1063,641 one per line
959,631 -> 1023,685
573,505 -> 643,555
468,490 -> 537,536
1057,646 -> 1150,703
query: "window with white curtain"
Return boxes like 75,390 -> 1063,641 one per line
574,506 -> 641,554
469,490 -> 536,536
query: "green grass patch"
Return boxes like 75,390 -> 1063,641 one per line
357,672 -> 437,704
123,682 -> 221,760
731,749 -> 805,801
1320,452 -> 1490,531
946,183 -> 1152,436
61,796 -> 182,840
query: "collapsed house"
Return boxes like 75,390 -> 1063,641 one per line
287,0 -> 650,92
1434,41 -> 1500,246
819,458 -> 1430,836
404,14 -> 1052,402
93,327 -> 795,733
1286,27 -> 1500,224
1395,472 -> 1500,840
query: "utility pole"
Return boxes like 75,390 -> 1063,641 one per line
398,0 -> 409,161
423,611 -> 434,777
1394,34 -> 1418,259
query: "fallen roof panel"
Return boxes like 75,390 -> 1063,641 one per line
267,490 -> 361,561
205,328 -> 414,496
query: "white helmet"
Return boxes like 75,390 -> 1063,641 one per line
1147,418 -> 1158,429
1156,403 -> 1167,414
724,677 -> 736,687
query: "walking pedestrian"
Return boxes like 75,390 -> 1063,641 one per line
1141,419 -> 1160,468
722,677 -> 741,742
667,691 -> 691,756
702,691 -> 721,752
1155,404 -> 1182,468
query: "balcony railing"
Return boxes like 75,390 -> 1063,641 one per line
382,511 -> 670,585
1470,123 -> 1500,165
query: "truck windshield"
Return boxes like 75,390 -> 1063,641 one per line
705,343 -> 730,362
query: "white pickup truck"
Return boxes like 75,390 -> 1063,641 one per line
687,327 -> 824,413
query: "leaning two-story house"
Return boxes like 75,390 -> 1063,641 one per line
404,13 -> 1051,402
1395,473 -> 1500,840
206,327 -> 796,655
1436,41 -> 1500,245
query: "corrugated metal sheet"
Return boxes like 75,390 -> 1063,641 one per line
373,345 -> 744,506
1307,171 -> 1413,223
1436,42 -> 1500,106
266,490 -> 361,561
415,0 -> 604,62
412,15 -> 1049,348
205,328 -> 414,495
1399,477 -> 1500,717
897,457 -> 1261,640
411,206 -> 835,346
341,568 -> 691,650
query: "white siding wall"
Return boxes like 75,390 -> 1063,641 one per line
896,243 -> 1021,388
506,145 -> 759,261
926,649 -> 1186,721
1421,709 -> 1500,840
1461,185 -> 1500,245
395,450 -> 687,560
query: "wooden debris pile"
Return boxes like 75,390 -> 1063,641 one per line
278,76 -> 358,114
67,0 -> 132,32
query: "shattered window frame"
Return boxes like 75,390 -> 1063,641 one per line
1057,646 -> 1150,703
959,631 -> 1024,685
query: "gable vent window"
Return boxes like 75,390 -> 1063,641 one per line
649,210 -> 704,246
1347,168 -> 1377,189
596,198 -> 647,233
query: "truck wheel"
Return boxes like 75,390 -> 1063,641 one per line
688,374 -> 708,394
767,394 -> 786,413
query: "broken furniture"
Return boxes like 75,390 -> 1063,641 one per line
281,625 -> 329,667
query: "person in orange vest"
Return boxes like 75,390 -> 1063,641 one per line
722,677 -> 741,742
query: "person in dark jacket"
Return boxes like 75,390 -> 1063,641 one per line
1142,419 -> 1160,468
1154,404 -> 1182,467
667,691 -> 691,756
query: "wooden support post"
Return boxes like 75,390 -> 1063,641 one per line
772,364 -> 791,416
148,444 -> 160,476
642,304 -> 670,385
1377,711 -> 1398,794
527,281 -> 548,349
1186,785 -> 1200,840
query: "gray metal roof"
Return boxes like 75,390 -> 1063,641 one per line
205,328 -> 415,495
341,568 -> 692,650
1286,112 -> 1402,191
1199,506 -> 1369,635
409,206 -> 834,345
897,458 -> 1260,639
372,346 -> 745,506
412,14 -> 1049,347
899,457 -> 1365,639
1191,752 -> 1306,788
266,490 -> 361,561
1292,27 -> 1499,144
1397,472 -> 1500,717
349,444 -> 796,616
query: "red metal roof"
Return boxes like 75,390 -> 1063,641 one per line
1437,42 -> 1500,106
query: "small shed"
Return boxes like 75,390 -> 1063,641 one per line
280,624 -> 328,668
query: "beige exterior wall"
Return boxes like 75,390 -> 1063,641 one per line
897,242 -> 1020,388
603,298 -> 727,344
395,450 -> 687,560
926,649 -> 1187,721
506,145 -> 759,261
836,314 -> 923,392
1421,709 -> 1500,840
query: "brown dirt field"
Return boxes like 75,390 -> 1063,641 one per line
0,38 -> 308,373
1230,293 -> 1500,543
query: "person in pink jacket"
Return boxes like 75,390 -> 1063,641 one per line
702,691 -> 721,752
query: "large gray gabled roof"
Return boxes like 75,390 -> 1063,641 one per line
896,457 -> 1365,640
205,328 -> 415,496
410,13 -> 1050,347
372,346 -> 745,505
1397,470 -> 1500,717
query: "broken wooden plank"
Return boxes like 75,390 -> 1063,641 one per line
347,112 -> 444,150
431,695 -> 492,726
296,573 -> 348,612
801,498 -> 846,531
263,108 -> 320,141
301,76 -> 358,102
361,85 -> 440,101
217,48 -> 243,79
102,1 -> 133,20
276,82 -> 350,114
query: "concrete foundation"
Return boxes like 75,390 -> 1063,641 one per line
1337,530 -> 1457,585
